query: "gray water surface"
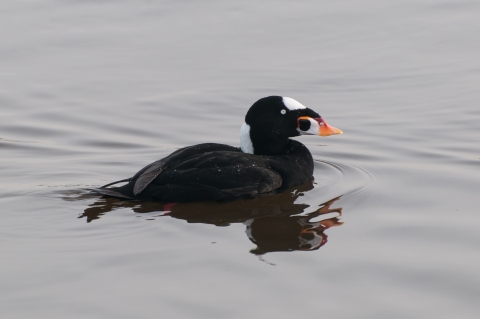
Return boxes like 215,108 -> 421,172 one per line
1,1 -> 480,318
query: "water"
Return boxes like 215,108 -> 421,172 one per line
1,1 -> 480,318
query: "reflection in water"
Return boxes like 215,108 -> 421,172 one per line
245,197 -> 342,255
79,181 -> 343,255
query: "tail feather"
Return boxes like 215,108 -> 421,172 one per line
92,187 -> 134,200
91,178 -> 135,199
100,178 -> 132,189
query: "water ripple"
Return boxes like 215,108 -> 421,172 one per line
313,158 -> 379,200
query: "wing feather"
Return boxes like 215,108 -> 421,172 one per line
133,160 -> 168,195
132,143 -> 241,196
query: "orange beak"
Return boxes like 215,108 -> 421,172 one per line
298,116 -> 343,136
315,117 -> 343,136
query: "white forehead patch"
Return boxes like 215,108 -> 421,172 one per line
282,97 -> 306,111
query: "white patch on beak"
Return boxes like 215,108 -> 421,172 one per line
297,118 -> 320,135
282,97 -> 307,110
298,226 -> 326,250
240,122 -> 254,154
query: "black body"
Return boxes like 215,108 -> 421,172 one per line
95,96 -> 325,203
99,141 -> 313,202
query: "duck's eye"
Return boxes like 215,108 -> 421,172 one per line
280,109 -> 286,115
298,119 -> 311,131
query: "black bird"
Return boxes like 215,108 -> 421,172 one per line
95,96 -> 342,202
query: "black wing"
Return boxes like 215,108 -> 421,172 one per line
144,149 -> 283,199
132,143 -> 242,196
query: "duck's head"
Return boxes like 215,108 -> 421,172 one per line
240,96 -> 342,155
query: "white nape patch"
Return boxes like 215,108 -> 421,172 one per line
240,122 -> 254,154
297,118 -> 320,135
282,97 -> 307,111
244,219 -> 254,241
